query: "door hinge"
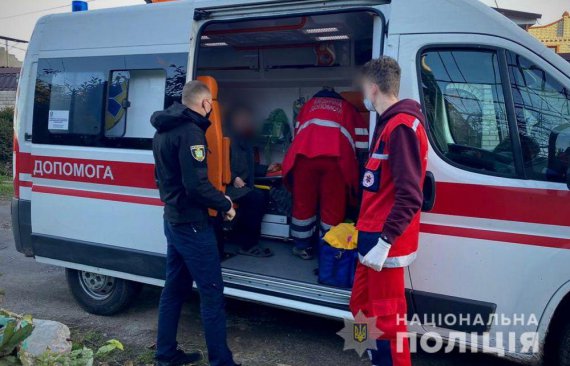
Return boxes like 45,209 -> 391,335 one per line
194,9 -> 211,21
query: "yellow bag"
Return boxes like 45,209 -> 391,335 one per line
323,223 -> 358,250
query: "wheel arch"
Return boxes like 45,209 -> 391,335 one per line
537,280 -> 570,362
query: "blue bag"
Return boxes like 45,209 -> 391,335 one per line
318,240 -> 358,289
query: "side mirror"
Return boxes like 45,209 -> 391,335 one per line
422,171 -> 436,212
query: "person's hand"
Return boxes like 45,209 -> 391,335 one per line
267,163 -> 281,173
224,207 -> 236,221
233,177 -> 246,188
359,237 -> 391,271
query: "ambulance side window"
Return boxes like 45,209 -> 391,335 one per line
420,48 -> 517,177
33,53 -> 187,149
506,51 -> 570,183
105,69 -> 167,139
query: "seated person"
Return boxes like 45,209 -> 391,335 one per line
225,105 -> 279,257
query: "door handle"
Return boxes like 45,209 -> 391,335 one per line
422,171 -> 436,212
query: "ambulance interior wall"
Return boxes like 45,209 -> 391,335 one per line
197,22 -> 373,164
217,84 -> 354,165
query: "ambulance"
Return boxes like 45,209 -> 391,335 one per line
10,0 -> 570,364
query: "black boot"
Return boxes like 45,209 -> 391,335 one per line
155,349 -> 203,366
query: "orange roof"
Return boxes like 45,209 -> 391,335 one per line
531,11 -> 569,29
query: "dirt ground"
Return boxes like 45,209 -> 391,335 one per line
0,200 -> 516,365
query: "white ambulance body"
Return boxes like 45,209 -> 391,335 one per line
10,0 -> 570,364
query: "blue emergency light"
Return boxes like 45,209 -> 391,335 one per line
72,1 -> 88,12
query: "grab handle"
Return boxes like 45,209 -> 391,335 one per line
422,171 -> 436,212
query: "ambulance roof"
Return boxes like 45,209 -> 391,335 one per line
29,0 -> 570,76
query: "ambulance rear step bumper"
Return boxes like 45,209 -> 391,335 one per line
11,198 -> 33,257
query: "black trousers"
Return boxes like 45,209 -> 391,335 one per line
156,221 -> 235,366
233,188 -> 268,250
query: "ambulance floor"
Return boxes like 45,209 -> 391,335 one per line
222,239 -> 319,285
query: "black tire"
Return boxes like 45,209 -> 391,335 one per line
65,268 -> 142,315
560,322 -> 570,366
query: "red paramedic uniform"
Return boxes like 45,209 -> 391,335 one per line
282,89 -> 368,245
351,99 -> 428,366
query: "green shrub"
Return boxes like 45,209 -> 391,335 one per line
0,107 -> 14,177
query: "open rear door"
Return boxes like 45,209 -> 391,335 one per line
188,0 -> 392,313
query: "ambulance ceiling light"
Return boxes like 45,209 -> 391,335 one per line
315,35 -> 349,41
203,42 -> 229,47
303,27 -> 339,34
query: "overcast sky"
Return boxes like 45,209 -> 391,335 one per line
0,0 -> 568,61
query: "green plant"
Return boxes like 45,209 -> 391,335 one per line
0,311 -> 34,358
35,339 -> 124,366
0,107 -> 14,177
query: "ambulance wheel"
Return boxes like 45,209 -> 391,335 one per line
560,322 -> 570,366
66,269 -> 141,315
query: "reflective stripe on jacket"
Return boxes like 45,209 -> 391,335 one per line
282,90 -> 368,194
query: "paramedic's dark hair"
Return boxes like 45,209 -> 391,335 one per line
182,80 -> 211,106
361,56 -> 402,97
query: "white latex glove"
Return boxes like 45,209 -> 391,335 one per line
224,207 -> 236,221
223,195 -> 235,221
361,237 -> 391,271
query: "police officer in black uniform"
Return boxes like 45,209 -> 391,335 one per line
151,80 -> 239,366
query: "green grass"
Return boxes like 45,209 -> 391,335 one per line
70,328 -> 157,366
0,174 -> 13,200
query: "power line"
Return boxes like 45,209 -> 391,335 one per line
0,0 -> 96,21
0,36 -> 28,43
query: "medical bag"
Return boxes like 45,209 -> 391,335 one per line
318,223 -> 358,289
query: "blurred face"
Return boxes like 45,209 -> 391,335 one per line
231,110 -> 255,136
361,77 -> 379,105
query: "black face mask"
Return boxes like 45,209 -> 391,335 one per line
204,101 -> 212,120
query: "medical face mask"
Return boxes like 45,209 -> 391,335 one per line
363,98 -> 376,112
204,101 -> 213,119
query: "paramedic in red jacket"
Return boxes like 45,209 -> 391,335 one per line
282,88 -> 368,260
351,57 -> 428,366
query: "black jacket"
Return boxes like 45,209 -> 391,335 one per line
151,102 -> 231,225
224,127 -> 268,201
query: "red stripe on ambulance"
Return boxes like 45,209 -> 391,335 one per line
433,182 -> 570,227
421,223 -> 570,250
20,155 -> 570,229
32,185 -> 163,206
30,155 -> 156,189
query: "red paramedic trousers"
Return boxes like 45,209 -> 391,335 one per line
290,156 -> 347,246
350,264 -> 411,366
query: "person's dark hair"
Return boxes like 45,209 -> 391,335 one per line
361,56 -> 402,97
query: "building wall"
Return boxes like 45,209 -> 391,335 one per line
0,90 -> 16,110
0,47 -> 22,68
529,11 -> 570,53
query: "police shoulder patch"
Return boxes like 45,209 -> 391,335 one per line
190,145 -> 206,162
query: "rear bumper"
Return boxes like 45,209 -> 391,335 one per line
11,198 -> 33,256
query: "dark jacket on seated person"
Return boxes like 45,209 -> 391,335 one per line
225,131 -> 268,201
